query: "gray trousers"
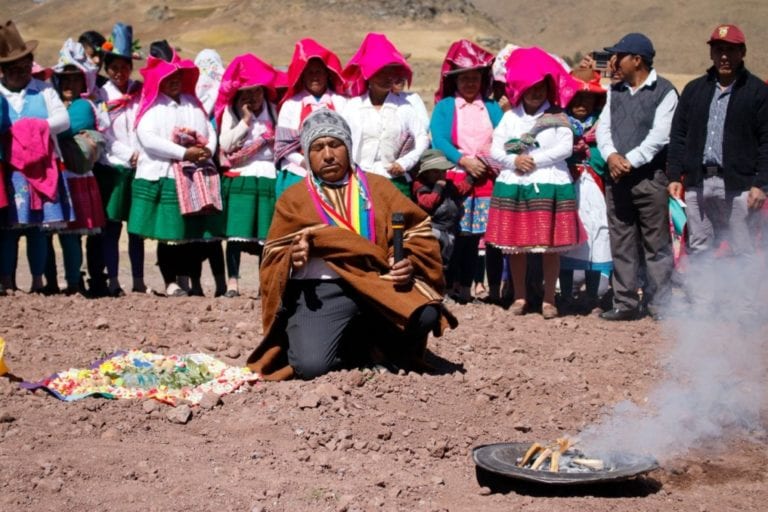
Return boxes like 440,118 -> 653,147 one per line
685,177 -> 761,257
283,279 -> 440,379
605,169 -> 673,311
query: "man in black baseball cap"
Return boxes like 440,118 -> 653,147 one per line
596,32 -> 678,321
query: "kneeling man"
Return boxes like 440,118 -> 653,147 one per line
247,110 -> 456,379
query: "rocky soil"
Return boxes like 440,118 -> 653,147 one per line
1,278 -> 767,511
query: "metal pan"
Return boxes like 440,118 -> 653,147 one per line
473,442 -> 659,485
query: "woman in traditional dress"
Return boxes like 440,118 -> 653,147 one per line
558,68 -> 612,312
214,53 -> 279,297
274,38 -> 347,197
485,47 -> 584,319
342,33 -> 428,196
128,49 -> 223,297
50,39 -> 107,294
430,39 -> 504,304
92,23 -> 146,296
0,21 -> 74,294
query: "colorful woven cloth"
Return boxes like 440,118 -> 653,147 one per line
172,127 -> 223,215
21,350 -> 260,406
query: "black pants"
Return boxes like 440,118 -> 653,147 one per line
605,169 -> 673,311
281,280 -> 440,379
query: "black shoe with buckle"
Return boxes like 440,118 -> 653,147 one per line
599,307 -> 640,321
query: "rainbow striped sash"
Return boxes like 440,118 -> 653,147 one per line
305,168 -> 376,243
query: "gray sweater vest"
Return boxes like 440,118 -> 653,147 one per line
610,75 -> 675,171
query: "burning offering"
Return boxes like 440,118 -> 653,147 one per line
473,440 -> 658,485
516,437 -> 606,473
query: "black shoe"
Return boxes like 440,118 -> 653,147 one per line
645,306 -> 664,322
223,289 -> 240,298
188,287 -> 205,297
87,278 -> 109,298
599,307 -> 640,321
109,287 -> 126,298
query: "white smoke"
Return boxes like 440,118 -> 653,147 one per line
579,254 -> 768,467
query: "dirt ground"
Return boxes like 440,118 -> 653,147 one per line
1,242 -> 767,512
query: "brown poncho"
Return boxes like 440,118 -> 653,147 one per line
247,172 -> 457,380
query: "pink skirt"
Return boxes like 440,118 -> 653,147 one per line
66,175 -> 105,231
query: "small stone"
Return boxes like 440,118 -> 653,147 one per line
100,427 -> 121,441
225,346 -> 241,359
38,477 -> 64,493
0,412 -> 15,423
313,383 -> 343,399
142,400 -> 161,414
377,430 -> 392,441
554,350 -> 576,362
513,424 -> 531,433
478,486 -> 492,496
166,404 -> 193,424
250,506 -> 265,512
94,317 -> 109,329
199,392 -> 222,410
235,321 -> 253,331
431,476 -> 445,485
298,393 -> 321,409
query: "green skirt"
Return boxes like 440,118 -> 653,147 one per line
93,162 -> 133,221
128,177 -> 225,242
221,175 -> 276,240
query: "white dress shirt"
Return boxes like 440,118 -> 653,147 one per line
596,69 -> 678,169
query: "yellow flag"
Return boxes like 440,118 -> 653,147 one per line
0,337 -> 9,376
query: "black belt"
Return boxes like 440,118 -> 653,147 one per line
703,165 -> 723,177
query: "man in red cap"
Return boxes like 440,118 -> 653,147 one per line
667,25 -> 768,281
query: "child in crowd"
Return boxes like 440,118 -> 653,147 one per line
411,149 -> 470,274
558,68 -> 612,312
50,39 -> 107,294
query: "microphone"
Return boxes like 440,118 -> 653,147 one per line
392,212 -> 405,262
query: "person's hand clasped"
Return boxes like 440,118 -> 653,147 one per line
388,256 -> 413,286
290,231 -> 310,270
514,154 -> 535,173
607,152 -> 631,181
184,146 -> 211,164
387,162 -> 405,177
747,186 -> 767,210
459,156 -> 487,179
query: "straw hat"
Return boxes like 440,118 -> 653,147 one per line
0,20 -> 38,64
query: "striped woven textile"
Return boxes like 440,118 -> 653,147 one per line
172,127 -> 223,216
